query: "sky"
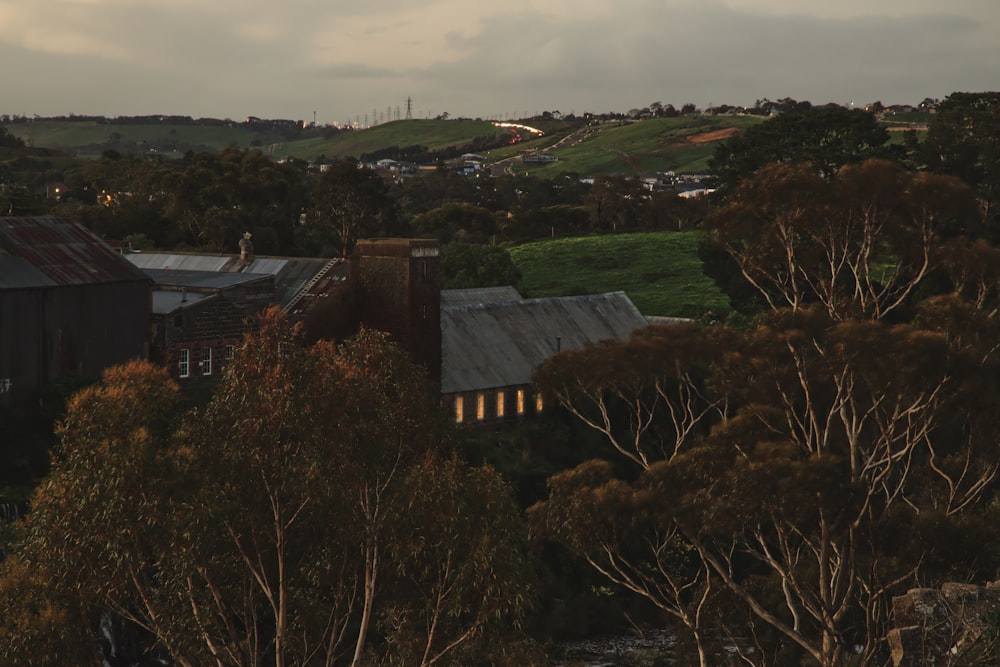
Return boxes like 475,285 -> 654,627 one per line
2,0 -> 999,125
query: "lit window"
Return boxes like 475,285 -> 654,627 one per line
225,344 -> 235,361
476,393 -> 486,420
455,396 -> 464,423
517,389 -> 525,415
496,391 -> 505,418
535,393 -> 544,413
178,349 -> 190,378
201,347 -> 213,376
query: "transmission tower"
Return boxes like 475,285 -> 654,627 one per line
406,97 -> 413,120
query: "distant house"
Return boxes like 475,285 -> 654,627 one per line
441,287 -> 648,424
0,217 -> 151,405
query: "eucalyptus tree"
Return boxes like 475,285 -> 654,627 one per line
531,311 -> 1000,666
0,311 -> 534,667
703,159 -> 978,321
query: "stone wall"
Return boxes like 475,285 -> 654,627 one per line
888,582 -> 1000,666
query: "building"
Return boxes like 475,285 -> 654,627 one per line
144,269 -> 276,381
126,238 -> 439,383
352,239 -> 441,381
0,217 -> 151,405
441,287 -> 648,424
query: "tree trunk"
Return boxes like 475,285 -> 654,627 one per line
351,543 -> 377,667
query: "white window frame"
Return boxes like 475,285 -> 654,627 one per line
178,349 -> 190,378
224,344 -> 235,361
201,347 -> 213,376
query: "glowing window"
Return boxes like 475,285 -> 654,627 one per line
454,396 -> 464,423
535,393 -> 544,413
476,393 -> 486,420
496,391 -> 505,418
517,389 -> 525,415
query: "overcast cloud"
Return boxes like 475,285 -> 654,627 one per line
1,0 -> 997,124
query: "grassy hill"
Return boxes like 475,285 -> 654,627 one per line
4,119 -> 296,159
278,119 -> 507,161
508,231 -> 731,318
503,115 -> 765,176
3,115 -> 761,176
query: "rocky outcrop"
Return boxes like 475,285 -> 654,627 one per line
888,582 -> 1000,666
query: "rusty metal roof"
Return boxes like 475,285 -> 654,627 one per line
441,291 -> 648,394
0,217 -> 150,289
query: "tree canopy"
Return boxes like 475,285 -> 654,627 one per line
0,312 -> 535,666
709,106 -> 894,188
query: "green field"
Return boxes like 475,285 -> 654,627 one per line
508,231 -> 731,318
279,119 -> 506,161
511,116 -> 765,176
6,120 -> 293,158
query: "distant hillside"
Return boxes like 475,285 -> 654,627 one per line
3,114 -> 767,177
496,115 -> 765,176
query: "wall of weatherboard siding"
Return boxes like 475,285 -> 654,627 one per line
0,281 -> 150,405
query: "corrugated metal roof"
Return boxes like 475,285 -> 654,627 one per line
142,268 -> 272,290
0,217 -> 150,289
441,291 -> 648,394
128,252 -> 347,307
151,290 -> 214,314
441,286 -> 523,308
128,253 -> 233,272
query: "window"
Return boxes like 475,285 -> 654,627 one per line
178,349 -> 190,378
225,344 -> 235,361
201,347 -> 213,376
454,396 -> 464,423
476,393 -> 486,421
517,389 -> 525,415
496,390 -> 505,418
535,393 -> 544,413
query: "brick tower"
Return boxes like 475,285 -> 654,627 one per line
351,239 -> 441,382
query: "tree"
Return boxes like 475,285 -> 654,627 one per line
440,242 -> 521,290
923,92 -> 1000,233
306,159 -> 401,257
531,311 -> 1000,667
531,324 -> 736,666
411,202 -> 499,244
1,312 -> 535,666
703,159 -> 979,320
584,175 -> 647,233
709,107 -> 893,188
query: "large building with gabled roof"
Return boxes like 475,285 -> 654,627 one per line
0,217 -> 151,405
441,287 -> 648,424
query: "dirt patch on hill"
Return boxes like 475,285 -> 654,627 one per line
668,127 -> 740,148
